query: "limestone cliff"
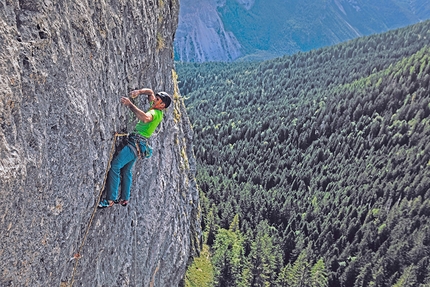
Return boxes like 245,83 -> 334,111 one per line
0,0 -> 200,286
174,0 -> 242,62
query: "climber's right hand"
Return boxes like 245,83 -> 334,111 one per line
121,97 -> 132,107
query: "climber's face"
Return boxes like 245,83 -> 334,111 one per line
153,96 -> 166,110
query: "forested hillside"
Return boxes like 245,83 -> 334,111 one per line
177,20 -> 430,286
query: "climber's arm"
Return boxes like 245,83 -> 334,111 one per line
130,88 -> 156,102
120,97 -> 153,123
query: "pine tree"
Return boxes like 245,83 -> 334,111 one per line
249,221 -> 283,286
310,258 -> 328,287
212,217 -> 249,287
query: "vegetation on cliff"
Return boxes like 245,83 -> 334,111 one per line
178,20 -> 430,286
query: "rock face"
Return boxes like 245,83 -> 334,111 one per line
174,0 -> 242,62
0,1 -> 200,286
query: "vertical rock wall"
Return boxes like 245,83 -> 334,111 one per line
174,0 -> 242,62
0,0 -> 200,286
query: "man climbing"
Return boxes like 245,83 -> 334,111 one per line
98,88 -> 172,208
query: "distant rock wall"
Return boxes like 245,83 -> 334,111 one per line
0,0 -> 200,286
174,0 -> 242,62
174,0 -> 430,62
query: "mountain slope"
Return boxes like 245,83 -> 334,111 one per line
177,20 -> 430,286
0,1 -> 199,286
174,0 -> 430,62
174,0 -> 241,62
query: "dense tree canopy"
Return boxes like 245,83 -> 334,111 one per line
178,20 -> 430,287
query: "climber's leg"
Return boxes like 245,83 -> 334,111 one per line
105,145 -> 136,201
120,158 -> 137,202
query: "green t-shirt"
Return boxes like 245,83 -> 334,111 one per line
134,109 -> 163,138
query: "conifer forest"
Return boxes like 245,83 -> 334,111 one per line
177,20 -> 430,287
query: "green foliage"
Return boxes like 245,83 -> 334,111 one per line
310,258 -> 329,287
249,221 -> 283,286
185,244 -> 214,287
212,225 -> 249,287
276,250 -> 328,287
277,251 -> 310,287
178,20 -> 430,286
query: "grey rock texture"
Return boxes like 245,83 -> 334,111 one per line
174,0 -> 242,62
0,0 -> 200,286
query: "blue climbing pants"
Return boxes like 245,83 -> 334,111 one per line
105,145 -> 137,201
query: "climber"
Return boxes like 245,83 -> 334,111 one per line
98,88 -> 172,208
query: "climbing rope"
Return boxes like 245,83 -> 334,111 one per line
67,132 -> 128,287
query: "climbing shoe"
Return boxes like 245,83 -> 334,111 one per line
98,199 -> 114,208
119,199 -> 129,206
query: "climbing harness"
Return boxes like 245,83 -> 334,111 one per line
67,132 -> 127,287
127,132 -> 153,159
